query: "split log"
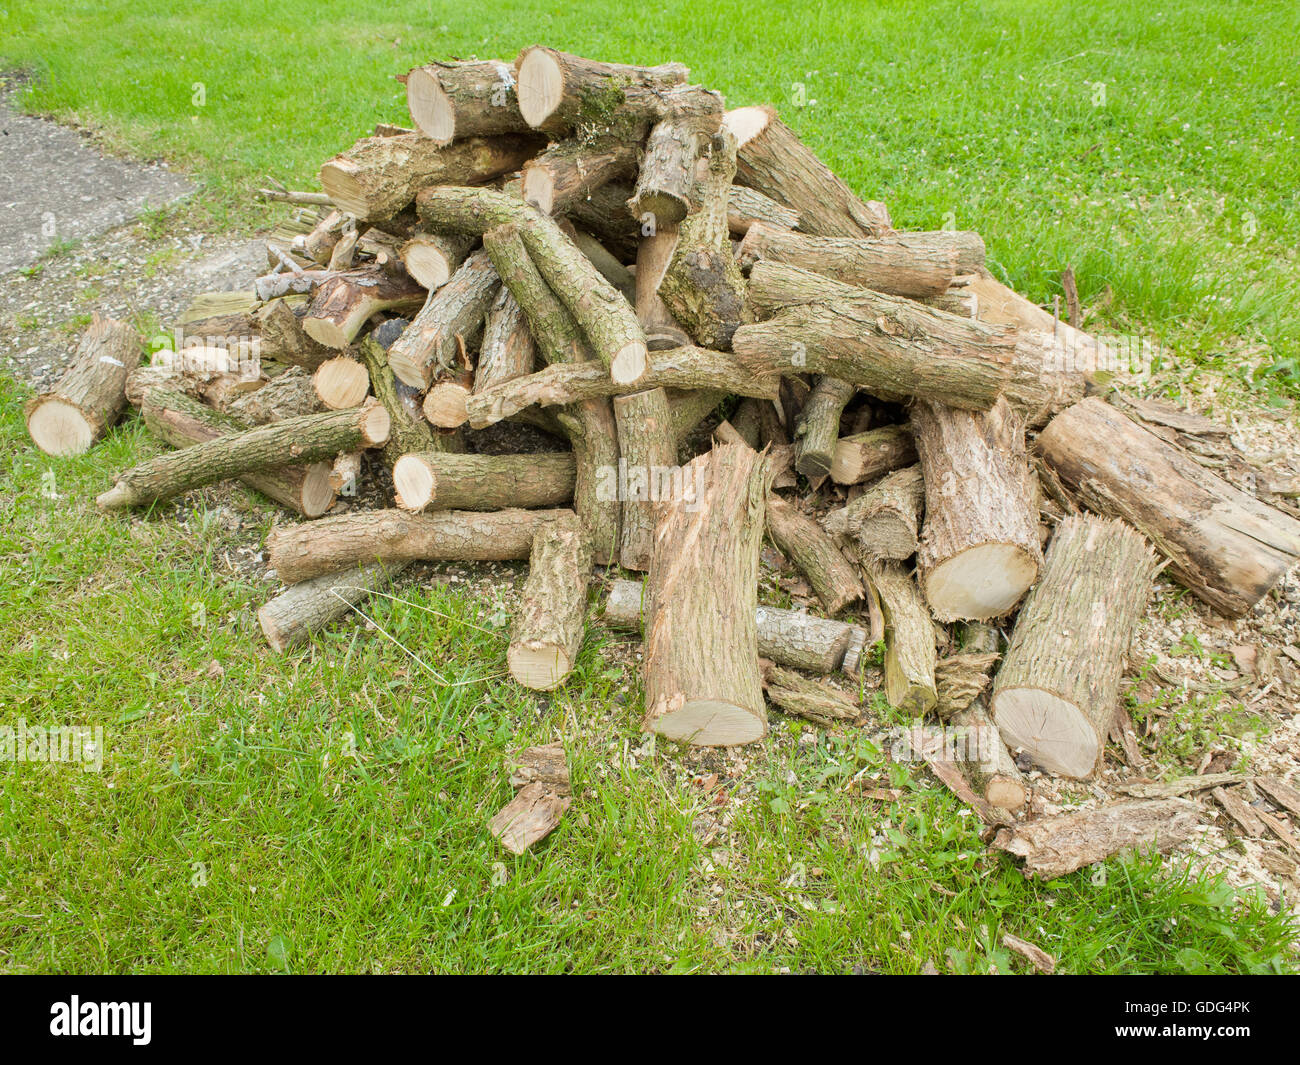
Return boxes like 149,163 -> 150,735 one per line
726,185 -> 800,236
912,397 -> 1042,621
266,507 -> 571,584
1036,397 -> 1300,617
934,651 -> 1000,719
513,47 -> 689,137
256,299 -> 334,370
643,444 -> 772,745
357,334 -> 441,467
864,560 -> 938,716
992,799 -> 1199,880
386,249 -> 499,389
765,494 -> 864,615
97,401 -> 389,511
604,578 -> 867,675
634,226 -> 692,349
834,464 -> 925,562
613,388 -> 677,570
258,561 -> 410,652
226,366 -> 322,424
392,451 -> 576,512
508,511 -> 593,689
737,222 -> 982,299
522,136 -> 638,215
732,291 -> 1014,410
473,288 -> 536,396
404,59 -> 529,144
793,376 -> 855,478
489,781 -> 571,855
318,132 -> 542,221
723,105 -> 892,238
762,663 -> 859,727
829,424 -> 916,486
26,315 -> 141,456
139,389 -> 336,517
950,701 -> 1027,810
313,355 -> 370,409
628,86 -> 724,228
300,267 -> 426,349
398,232 -> 475,290
992,514 -> 1159,778
464,345 -> 777,429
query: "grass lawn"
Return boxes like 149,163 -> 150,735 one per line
1,0 -> 1298,973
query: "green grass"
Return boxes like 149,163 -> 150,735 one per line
2,1 -> 1299,973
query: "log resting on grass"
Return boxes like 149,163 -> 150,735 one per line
507,511 -> 593,690
392,451 -> 576,512
863,559 -> 938,717
762,663 -> 860,727
258,561 -> 411,652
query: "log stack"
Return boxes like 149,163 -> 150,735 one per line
29,48 -> 1300,856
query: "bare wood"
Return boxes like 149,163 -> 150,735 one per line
398,232 -> 475,290
301,267 -> 426,350
765,494 -> 864,615
863,560 -> 938,716
266,507 -> 571,584
992,799 -> 1199,880
1036,397 -> 1300,617
992,514 -> 1159,778
508,511 -> 593,690
490,781 -> 571,855
643,444 -> 772,745
830,424 -> 916,486
313,355 -> 370,410
405,59 -> 529,144
392,451 -> 575,512
26,315 -> 141,455
258,561 -> 411,652
634,226 -> 691,349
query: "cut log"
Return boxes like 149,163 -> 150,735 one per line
912,397 -> 1042,621
25,315 -> 141,456
562,223 -> 636,302
793,376 -> 855,478
992,799 -> 1199,880
643,444 -> 772,745
733,291 -> 1014,410
357,334 -> 442,467
318,132 -> 542,221
667,387 -> 727,442
386,249 -> 499,389
724,105 -> 891,238
628,86 -> 725,228
398,232 -> 475,290
612,387 -> 677,570
1036,397 -> 1300,617
405,59 -> 529,145
837,464 -> 925,562
313,355 -> 370,410
507,511 -> 593,690
392,451 -> 575,512
950,701 -> 1027,810
258,561 -> 410,652
992,514 -> 1159,778
522,136 -> 638,215
555,396 -> 621,566
226,366 -> 322,424
762,663 -> 860,727
604,578 -> 866,675
489,781 -> 571,855
98,400 -> 389,511
139,389 -> 336,517
421,364 -> 475,429
464,346 -> 776,429
634,225 -> 691,349
737,222 -> 981,299
726,185 -> 800,236
295,209 -> 348,265
329,451 -> 363,496
300,267 -> 426,350
256,298 -> 334,370
658,127 -> 750,349
124,359 -> 261,410
474,287 -> 536,395
829,424 -> 916,486
513,47 -> 690,137
863,560 -> 938,716
266,507 -> 570,584
765,494 -> 864,615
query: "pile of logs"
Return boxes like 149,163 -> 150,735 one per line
28,48 -> 1300,865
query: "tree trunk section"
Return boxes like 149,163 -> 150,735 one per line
837,464 -> 925,562
628,87 -> 724,227
313,355 -> 371,409
398,232 -> 475,290
358,334 -> 443,467
762,663 -> 859,727
227,366 -> 322,424
727,185 -> 800,236
613,387 -> 677,570
300,267 -> 426,350
523,135 -> 638,215
793,375 -> 855,478
256,298 -> 334,369
829,424 -> 916,486
405,59 -> 529,145
862,559 -> 938,716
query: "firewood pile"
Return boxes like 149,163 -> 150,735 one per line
26,49 -> 1300,868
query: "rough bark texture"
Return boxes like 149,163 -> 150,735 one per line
404,59 -> 529,145
523,136 -> 638,215
489,781 -> 571,855
387,249 -> 500,389
793,375 -> 855,478
992,514 -> 1159,778
762,663 -> 860,727
226,366 -> 322,424
26,315 -> 141,456
933,648 -> 999,719
950,700 -> 1027,810
357,334 -> 442,467
256,298 -> 334,369
507,511 -> 593,690
266,507 -> 571,584
1036,397 -> 1300,617
99,400 -> 388,511
723,105 -> 891,238
318,131 -> 542,221
726,185 -> 800,235
139,389 -> 336,517
912,397 -> 1042,622
864,560 -> 938,716
830,425 -> 917,486
605,578 -> 867,675
628,87 -> 724,227
613,387 -> 678,571
392,451 -> 575,512
300,267 -> 426,350
475,288 -> 537,395
733,292 -> 1014,410
835,464 -> 925,562
737,222 -> 981,299
765,494 -> 864,615
258,561 -> 410,652
643,444 -> 772,745
992,799 -> 1199,880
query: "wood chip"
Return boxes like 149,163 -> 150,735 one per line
1211,786 -> 1266,838
489,782 -> 571,855
1002,932 -> 1057,974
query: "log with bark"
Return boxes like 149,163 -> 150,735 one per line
357,334 -> 446,468
1036,396 -> 1300,617
726,185 -> 800,236
256,298 -> 334,369
26,315 -> 141,456
523,136 -> 639,215
507,511 -> 593,689
863,559 -> 938,716
628,85 -> 725,228
392,451 -> 576,512
793,375 -> 855,478
613,387 -> 678,571
643,443 -> 772,745
300,267 -> 426,350
762,663 -> 860,727
226,366 -> 322,424
829,464 -> 925,562
991,514 -> 1159,778
829,424 -> 916,486
398,232 -> 476,290
950,701 -> 1027,811
765,494 -> 864,615
473,287 -> 537,398
404,59 -> 529,144
258,561 -> 411,652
